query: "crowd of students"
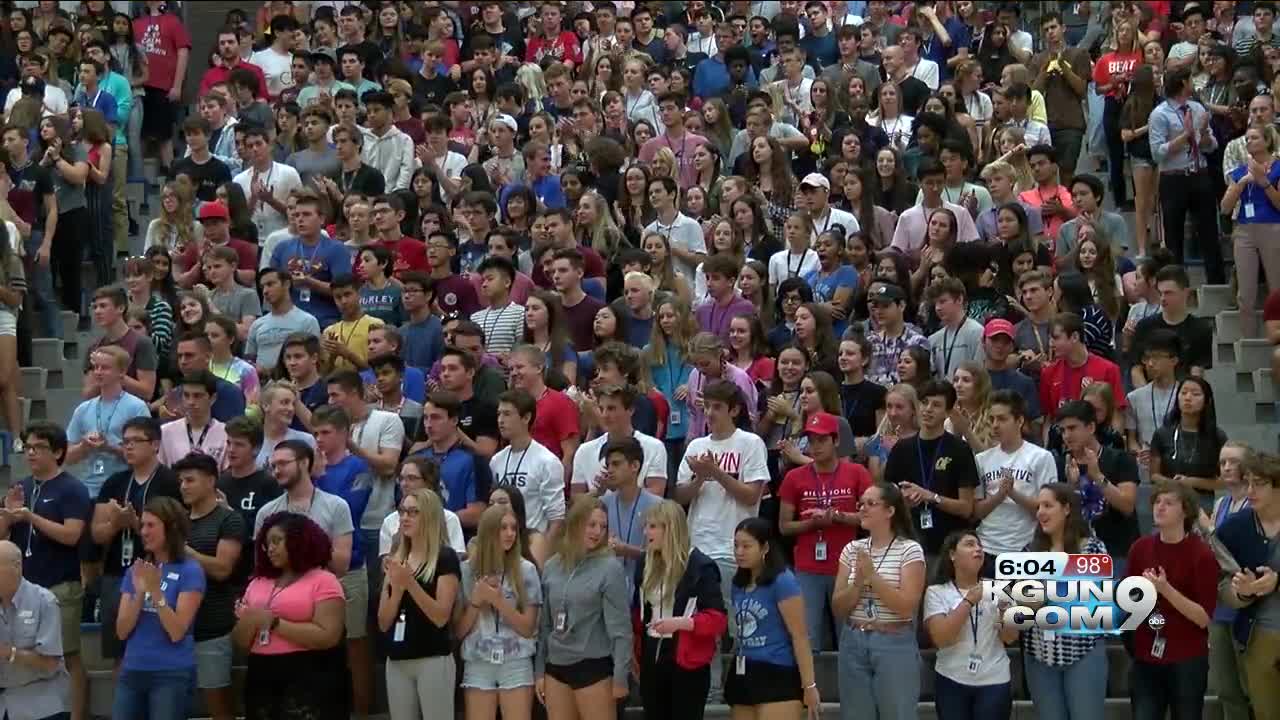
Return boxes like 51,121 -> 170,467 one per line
3,1 -> 1280,720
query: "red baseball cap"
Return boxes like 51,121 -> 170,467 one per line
804,412 -> 840,438
197,202 -> 230,222
984,319 -> 1015,339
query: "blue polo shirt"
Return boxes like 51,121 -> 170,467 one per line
316,455 -> 374,571
65,391 -> 151,498
358,366 -> 427,403
412,443 -> 492,515
269,236 -> 354,327
1229,163 -> 1280,224
12,471 -> 91,588
120,556 -> 205,672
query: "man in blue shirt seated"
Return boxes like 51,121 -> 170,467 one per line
359,326 -> 427,403
411,392 -> 492,534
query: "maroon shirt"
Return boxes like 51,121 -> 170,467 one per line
562,292 -> 605,352
1125,533 -> 1218,664
435,274 -> 481,318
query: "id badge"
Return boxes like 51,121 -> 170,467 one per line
735,655 -> 746,675
393,612 -> 406,642
814,541 -> 828,562
120,536 -> 134,567
1245,202 -> 1256,219
668,409 -> 680,427
865,598 -> 877,620
92,457 -> 106,476
299,287 -> 312,303
554,610 -> 568,633
257,628 -> 270,646
1151,635 -> 1166,659
920,507 -> 934,530
489,644 -> 505,664
967,653 -> 982,674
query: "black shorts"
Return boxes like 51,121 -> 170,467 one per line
98,573 -> 126,660
141,87 -> 177,141
544,656 -> 613,690
724,658 -> 803,707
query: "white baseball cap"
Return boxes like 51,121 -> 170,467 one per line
800,173 -> 830,191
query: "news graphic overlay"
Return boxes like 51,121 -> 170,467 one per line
985,552 -> 1157,635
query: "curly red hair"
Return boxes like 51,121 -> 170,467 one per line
252,512 -> 333,578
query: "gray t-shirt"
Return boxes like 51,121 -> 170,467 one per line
210,284 -> 262,321
245,306 -> 322,369
53,143 -> 88,213
536,552 -> 632,687
1057,211 -> 1129,258
1013,317 -> 1052,357
253,486 -> 355,546
1125,381 -> 1179,447
287,147 -> 342,186
929,318 -> 985,380
460,558 -> 543,663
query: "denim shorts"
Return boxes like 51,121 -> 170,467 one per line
461,655 -> 535,690
0,308 -> 15,336
194,633 -> 233,689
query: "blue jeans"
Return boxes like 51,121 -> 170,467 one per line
837,624 -> 920,720
1131,655 -> 1209,720
795,571 -> 837,651
933,673 -> 1012,720
111,668 -> 194,720
23,229 -> 58,338
1023,641 -> 1108,720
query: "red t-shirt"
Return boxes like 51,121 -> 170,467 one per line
134,13 -> 192,91
778,460 -> 872,575
533,389 -> 580,460
1091,51 -> 1143,99
177,238 -> 258,280
1125,533 -> 1217,664
1039,353 -> 1127,415
199,61 -> 268,100
525,32 -> 582,67
352,236 -> 430,280
1264,288 -> 1280,323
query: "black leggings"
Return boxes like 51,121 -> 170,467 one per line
1103,96 -> 1128,206
51,207 -> 86,317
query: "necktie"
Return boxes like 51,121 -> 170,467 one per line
1183,106 -> 1200,170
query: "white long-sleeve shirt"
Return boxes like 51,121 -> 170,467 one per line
362,125 -> 415,192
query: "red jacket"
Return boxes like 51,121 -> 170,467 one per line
631,548 -> 728,670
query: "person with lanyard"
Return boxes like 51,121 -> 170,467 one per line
639,92 -> 709,190
507,345 -> 580,479
831,481 -> 926,720
267,190 -> 352,328
158,371 -> 228,467
571,383 -> 668,498
596,437 -> 661,597
489,389 -> 566,539
1124,480 -> 1219,720
778,412 -> 872,653
643,176 -> 706,282
1148,376 -> 1229,511
411,392 -> 492,534
232,125 -> 301,239
889,160 -> 979,262
471,256 -> 526,356
322,125 -> 386,202
634,499 -> 728,720
694,256 -> 756,345
769,212 -> 822,294
88,416 -> 181,671
4,422 -> 90,720
928,278 -> 985,381
64,346 -> 151,499
1012,270 -> 1055,381
924,530 -> 1020,720
455,501 -> 541,720
1199,442 -> 1253,720
1125,330 -> 1182,478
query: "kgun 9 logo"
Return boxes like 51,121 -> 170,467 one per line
982,577 -> 1158,635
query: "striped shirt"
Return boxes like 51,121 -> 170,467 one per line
470,303 -> 527,355
840,536 -> 925,624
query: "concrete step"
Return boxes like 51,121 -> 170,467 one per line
60,311 -> 78,348
18,367 -> 46,402
1235,338 -> 1273,373
1215,310 -> 1264,344
30,339 -> 65,390
1194,285 -> 1235,318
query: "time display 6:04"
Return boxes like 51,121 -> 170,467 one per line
994,552 -> 1115,580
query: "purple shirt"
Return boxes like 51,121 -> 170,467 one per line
695,294 -> 756,344
687,362 -> 760,440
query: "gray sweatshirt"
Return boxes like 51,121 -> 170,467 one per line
536,551 -> 633,686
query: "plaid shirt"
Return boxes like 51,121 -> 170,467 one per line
867,326 -> 930,386
1022,536 -> 1108,667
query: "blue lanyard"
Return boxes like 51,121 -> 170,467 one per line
613,496 -> 641,547
916,436 -> 944,490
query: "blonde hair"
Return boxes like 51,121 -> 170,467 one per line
581,190 -> 625,259
650,147 -> 678,181
955,361 -> 992,410
394,488 -> 445,583
516,63 -> 548,112
646,295 -> 697,366
554,495 -> 609,569
641,501 -> 691,610
876,383 -> 920,435
153,181 -> 197,252
258,380 -> 300,411
469,504 -> 529,610
90,345 -> 130,372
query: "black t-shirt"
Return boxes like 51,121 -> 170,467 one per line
1150,425 -> 1228,497
1054,446 -> 1141,556
897,77 -> 931,116
412,72 -> 458,109
840,381 -> 888,439
882,432 -> 979,554
96,466 -> 183,576
172,155 -> 232,202
328,163 -> 386,198
7,161 -> 54,230
1128,313 -> 1214,375
217,469 -> 282,585
462,26 -> 526,63
188,504 -> 246,640
459,396 -> 499,444
383,545 -> 461,660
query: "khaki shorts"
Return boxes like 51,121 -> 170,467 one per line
49,581 -> 84,656
339,570 -> 369,640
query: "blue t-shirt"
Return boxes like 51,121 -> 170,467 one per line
601,490 -> 661,596
120,556 -> 206,672
988,368 -> 1042,422
401,316 -> 445,371
805,264 -> 860,337
65,392 -> 151,498
269,237 -> 354,327
733,569 -> 801,666
13,472 -> 91,588
316,455 -> 374,570
412,444 -> 492,515
1229,163 -> 1280,224
358,366 -> 427,404
212,378 -> 247,422
359,283 -> 404,327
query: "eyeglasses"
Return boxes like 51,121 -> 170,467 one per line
399,506 -> 421,517
121,436 -> 153,447
398,473 -> 424,483
269,459 -> 298,471
23,442 -> 50,453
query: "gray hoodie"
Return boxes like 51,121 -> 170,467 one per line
536,551 -> 633,687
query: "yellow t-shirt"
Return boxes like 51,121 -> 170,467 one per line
323,315 -> 385,372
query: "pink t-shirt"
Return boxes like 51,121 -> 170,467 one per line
240,568 -> 345,655
134,13 -> 192,92
158,418 -> 229,468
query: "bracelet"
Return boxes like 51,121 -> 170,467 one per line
803,682 -> 817,690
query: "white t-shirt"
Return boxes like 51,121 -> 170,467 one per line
924,583 -> 1012,685
677,429 -> 770,561
351,408 -> 406,530
974,442 -> 1058,555
643,212 -> 707,282
379,507 -> 466,557
909,58 -> 941,90
490,439 -> 566,534
768,247 -> 822,293
809,206 -> 861,243
250,47 -> 295,98
573,431 -> 668,493
233,162 -> 302,240
3,85 -> 69,118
